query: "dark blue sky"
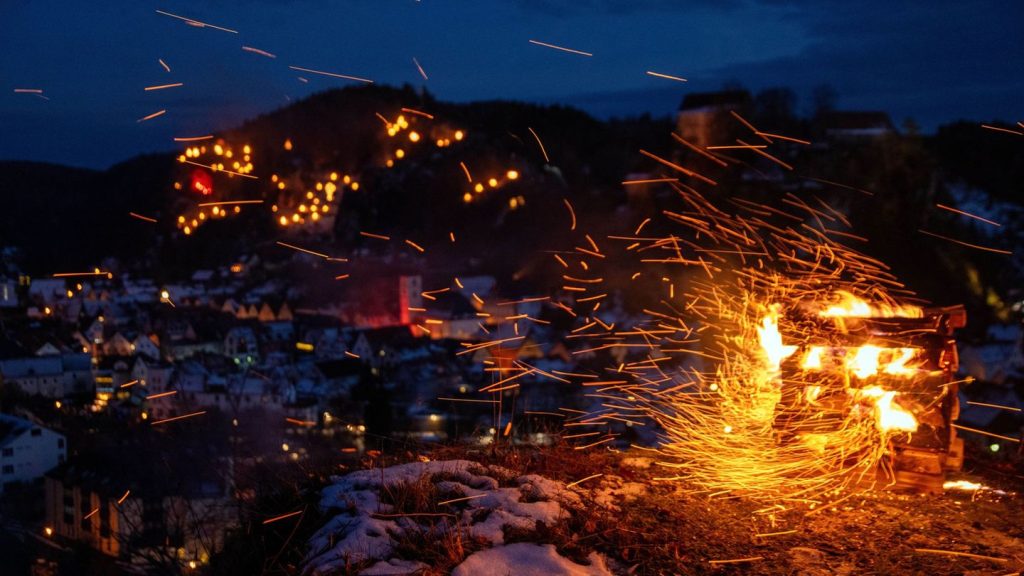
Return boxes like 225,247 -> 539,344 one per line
2,0 -> 1021,168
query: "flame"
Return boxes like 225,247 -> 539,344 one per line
756,311 -> 797,373
860,386 -> 918,433
820,291 -> 923,318
847,345 -> 882,379
801,346 -> 824,370
942,480 -> 984,491
883,348 -> 918,376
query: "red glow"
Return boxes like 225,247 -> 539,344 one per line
190,169 -> 213,196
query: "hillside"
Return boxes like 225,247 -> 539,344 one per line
210,445 -> 1024,576
1,85 -> 1023,325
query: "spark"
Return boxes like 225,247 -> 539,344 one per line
437,397 -> 500,404
198,200 -> 264,207
622,178 -> 678,185
645,70 -> 687,82
803,176 -> 873,196
13,88 -> 43,94
145,390 -> 178,400
276,241 -> 331,259
288,65 -> 373,84
671,133 -> 730,167
262,510 -> 303,525
914,549 -> 1008,563
401,107 -> 434,119
528,39 -> 593,56
755,131 -> 811,145
706,144 -> 767,150
242,45 -> 276,58
136,109 -> 166,123
150,410 -> 206,425
952,424 -> 1020,443
286,418 -> 316,426
360,231 -> 391,240
965,401 -> 1020,412
638,149 -> 716,185
334,274 -> 350,280
573,436 -> 617,450
737,138 -> 793,170
709,557 -> 764,565
83,507 -> 99,521
565,473 -> 603,488
563,198 -> 577,230
459,161 -> 473,182
918,229 -> 1012,254
405,239 -> 425,253
155,9 -> 238,33
119,380 -> 139,388
173,135 -> 214,142
143,82 -> 183,91
129,212 -> 158,223
183,160 -> 258,179
727,110 -> 773,144
116,490 -> 131,505
935,204 -> 1001,227
527,127 -> 550,163
158,59 -> 171,72
412,57 -> 428,80
438,494 -> 487,506
52,271 -> 108,278
980,124 -> 1023,136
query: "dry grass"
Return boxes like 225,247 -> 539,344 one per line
313,442 -> 1024,575
423,442 -> 1024,575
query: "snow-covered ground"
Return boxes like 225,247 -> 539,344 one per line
304,460 -> 614,575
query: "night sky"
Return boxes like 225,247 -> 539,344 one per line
2,0 -> 1021,168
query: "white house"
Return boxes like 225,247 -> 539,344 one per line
0,414 -> 66,493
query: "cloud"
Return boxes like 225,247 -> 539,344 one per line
513,0 -> 741,17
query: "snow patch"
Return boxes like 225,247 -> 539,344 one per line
304,460 -> 610,575
452,543 -> 613,576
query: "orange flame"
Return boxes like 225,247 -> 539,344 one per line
820,291 -> 923,318
756,310 -> 797,374
860,386 -> 918,433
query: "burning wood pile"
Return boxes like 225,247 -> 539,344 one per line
771,297 -> 967,493
549,177 -> 975,504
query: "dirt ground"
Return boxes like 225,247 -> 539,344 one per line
418,445 -> 1024,576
